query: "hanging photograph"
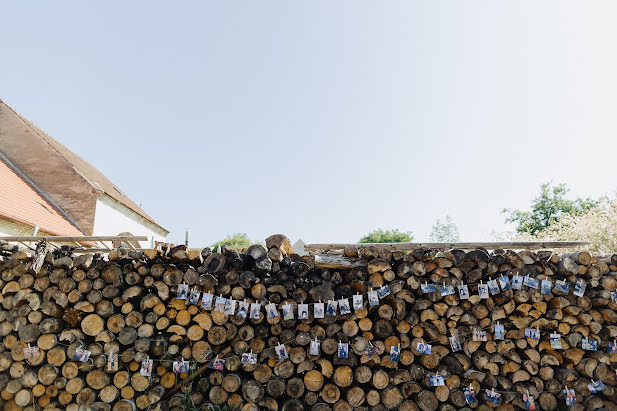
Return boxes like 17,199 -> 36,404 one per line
241,353 -> 257,365
478,284 -> 489,299
587,380 -> 606,394
429,375 -> 445,387
484,389 -> 501,404
523,392 -> 536,410
368,290 -> 379,306
421,283 -> 436,293
608,342 -> 617,353
554,281 -> 570,294
582,338 -> 597,351
107,352 -> 118,371
188,288 -> 201,305
214,296 -> 226,312
523,276 -> 539,289
326,300 -> 338,316
209,358 -> 225,370
512,275 -> 523,290
173,360 -> 189,373
140,358 -> 153,376
458,284 -> 469,299
265,303 -> 279,320
250,303 -> 261,319
338,342 -> 349,359
487,279 -> 500,295
314,303 -> 325,319
416,342 -> 432,354
440,284 -> 455,296
281,304 -> 294,320
352,294 -> 363,310
498,275 -> 511,291
377,285 -> 391,298
611,291 -> 617,304
389,345 -> 400,362
224,299 -> 236,315
177,283 -> 189,300
573,281 -> 587,297
463,386 -> 476,404
449,336 -> 462,352
472,329 -> 487,342
364,343 -> 379,357
564,388 -> 577,405
339,298 -> 351,315
494,323 -> 505,340
524,328 -> 540,340
23,345 -> 40,359
73,348 -> 91,363
298,304 -> 309,319
540,280 -> 552,295
309,339 -> 320,356
237,301 -> 249,318
201,293 -> 214,309
275,344 -> 289,361
550,333 -> 562,349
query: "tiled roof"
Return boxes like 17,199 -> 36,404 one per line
0,157 -> 84,236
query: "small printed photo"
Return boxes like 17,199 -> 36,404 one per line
282,304 -> 294,320
524,328 -> 540,340
523,393 -> 536,411
449,336 -> 462,352
429,375 -> 445,387
573,281 -> 587,297
377,285 -> 391,298
553,281 -> 570,294
188,288 -> 201,305
250,303 -> 261,319
478,284 -> 489,299
214,296 -> 226,313
421,283 -> 436,294
473,329 -> 487,342
209,358 -> 225,370
611,291 -> 617,304
523,276 -> 539,289
309,340 -> 320,356
550,333 -> 562,349
201,293 -> 214,309
298,304 -> 309,319
463,386 -> 476,404
587,380 -> 606,394
73,348 -> 91,363
314,303 -> 325,319
173,360 -> 189,373
494,323 -> 505,340
564,387 -> 577,405
237,301 -> 249,318
177,283 -> 189,300
608,342 -> 617,353
458,284 -> 469,299
241,353 -> 257,365
338,342 -> 349,359
367,290 -> 379,306
540,280 -> 552,295
352,294 -> 363,310
484,389 -> 501,404
107,353 -> 118,371
265,303 -> 279,320
339,298 -> 351,315
440,284 -> 455,296
487,279 -> 500,295
416,342 -> 432,354
140,359 -> 153,376
364,343 -> 379,357
582,338 -> 597,351
498,276 -> 511,291
276,344 -> 289,361
224,299 -> 236,315
512,275 -> 523,290
326,300 -> 338,316
389,345 -> 400,362
23,346 -> 40,360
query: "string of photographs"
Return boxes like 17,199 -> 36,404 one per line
176,282 -> 393,321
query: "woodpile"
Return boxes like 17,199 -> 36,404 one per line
1,236 -> 617,410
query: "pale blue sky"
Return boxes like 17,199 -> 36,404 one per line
2,2 -> 617,246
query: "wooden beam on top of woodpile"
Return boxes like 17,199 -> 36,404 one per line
304,241 -> 591,252
313,254 -> 367,269
0,235 -> 148,242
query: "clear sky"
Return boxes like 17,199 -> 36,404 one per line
2,1 -> 617,247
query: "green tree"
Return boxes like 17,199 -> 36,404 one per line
211,233 -> 252,251
429,215 -> 460,242
359,229 -> 414,243
502,182 -> 599,235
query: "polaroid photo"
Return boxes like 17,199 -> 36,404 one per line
494,323 -> 505,340
553,281 -> 570,294
512,275 -> 523,290
23,345 -> 40,360
478,284 -> 489,299
582,338 -> 597,351
364,343 -> 379,358
326,300 -> 338,316
107,352 -> 118,371
314,303 -> 325,319
352,294 -> 363,310
173,360 -> 189,373
188,288 -> 201,305
276,344 -> 289,361
458,284 -> 469,299
298,304 -> 309,320
282,304 -> 294,320
429,375 -> 445,387
309,339 -> 320,356
209,358 -> 225,370
484,389 -> 501,404
524,276 -> 539,289
464,386 -> 476,404
550,333 -> 562,349
237,301 -> 249,318
201,293 -> 214,310
177,283 -> 189,300
214,296 -> 226,313
421,283 -> 436,294
524,328 -> 540,340
73,348 -> 91,363
140,359 -> 153,376
250,303 -> 261,319
498,275 -> 511,291
378,285 -> 391,298
473,329 -> 487,342
241,353 -> 257,365
265,303 -> 279,320
540,280 -> 552,295
564,387 -> 577,405
224,299 -> 236,315
389,345 -> 400,362
368,290 -> 379,306
523,393 -> 536,411
588,380 -> 606,394
573,281 -> 587,297
487,279 -> 500,295
338,342 -> 349,359
416,342 -> 432,354
339,298 -> 351,315
449,336 -> 462,352
440,284 -> 455,296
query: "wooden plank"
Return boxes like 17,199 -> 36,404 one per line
304,241 -> 591,252
0,236 -> 148,243
314,254 -> 367,269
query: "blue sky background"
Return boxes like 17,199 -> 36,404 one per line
2,1 -> 617,246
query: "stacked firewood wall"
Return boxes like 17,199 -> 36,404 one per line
1,235 -> 617,411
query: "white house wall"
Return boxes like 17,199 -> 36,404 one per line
93,196 -> 167,247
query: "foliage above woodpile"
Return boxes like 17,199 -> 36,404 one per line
359,228 -> 413,243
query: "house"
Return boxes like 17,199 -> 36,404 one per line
0,99 -> 168,245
